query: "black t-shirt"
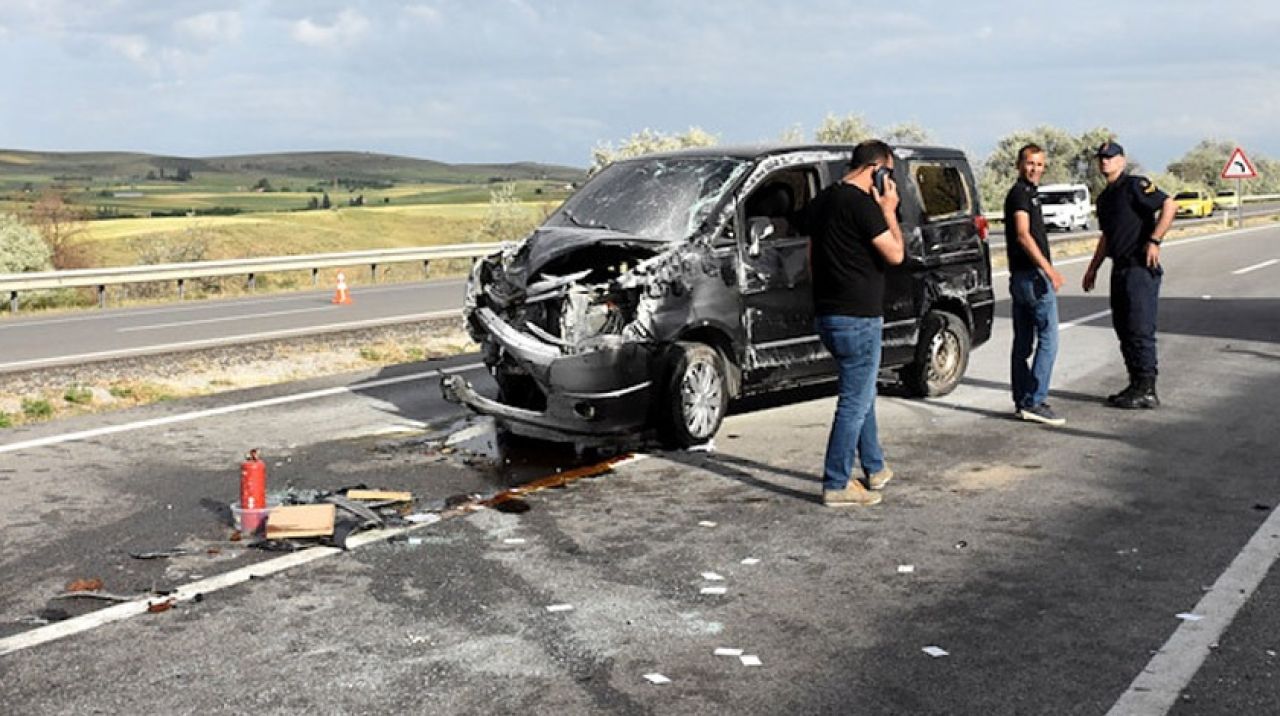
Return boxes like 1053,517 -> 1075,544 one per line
808,182 -> 889,317
1097,173 -> 1169,263
1003,177 -> 1050,273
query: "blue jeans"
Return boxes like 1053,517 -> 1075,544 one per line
817,314 -> 885,491
1009,270 -> 1059,409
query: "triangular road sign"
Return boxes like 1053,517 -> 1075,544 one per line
1221,147 -> 1258,180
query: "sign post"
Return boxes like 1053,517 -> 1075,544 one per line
1220,147 -> 1258,227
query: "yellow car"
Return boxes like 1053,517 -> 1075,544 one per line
1214,190 -> 1239,210
1174,190 -> 1215,218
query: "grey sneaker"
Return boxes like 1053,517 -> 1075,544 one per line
1018,403 -> 1065,426
823,482 -> 883,507
864,466 -> 894,491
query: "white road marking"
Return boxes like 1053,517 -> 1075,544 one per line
1231,258 -> 1278,275
118,305 -> 336,332
1060,309 -> 1112,331
0,280 -> 466,330
0,452 -> 650,657
0,309 -> 461,372
0,362 -> 484,455
1107,504 -> 1280,715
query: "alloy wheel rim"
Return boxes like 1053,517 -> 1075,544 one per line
681,359 -> 723,438
927,330 -> 961,385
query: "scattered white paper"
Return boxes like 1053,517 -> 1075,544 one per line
1176,613 -> 1204,621
714,648 -> 744,657
701,586 -> 728,595
698,520 -> 717,528
643,673 -> 671,685
922,646 -> 949,658
545,604 -> 574,613
503,538 -> 527,545
701,572 -> 725,581
406,537 -> 423,546
740,558 -> 760,565
897,565 -> 915,574
405,513 -> 441,524
740,655 -> 762,666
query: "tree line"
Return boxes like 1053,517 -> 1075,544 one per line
590,117 -> 1280,211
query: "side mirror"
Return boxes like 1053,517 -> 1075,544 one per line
747,217 -> 774,258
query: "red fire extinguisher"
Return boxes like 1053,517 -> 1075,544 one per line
239,449 -> 268,532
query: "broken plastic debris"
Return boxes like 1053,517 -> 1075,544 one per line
130,548 -> 192,560
740,655 -> 762,666
545,604 -> 574,613
701,586 -> 727,595
405,513 -> 442,524
740,558 -> 760,565
146,598 -> 176,614
953,541 -> 968,549
643,673 -> 671,685
687,440 -> 716,453
922,646 -> 949,658
701,572 -> 725,581
503,538 -> 527,545
714,647 -> 744,657
898,565 -> 915,574
698,521 -> 717,528
406,537 -> 424,546
1176,613 -> 1204,621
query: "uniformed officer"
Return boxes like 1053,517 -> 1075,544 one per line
1082,141 -> 1177,408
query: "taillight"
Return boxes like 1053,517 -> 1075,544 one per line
974,215 -> 990,241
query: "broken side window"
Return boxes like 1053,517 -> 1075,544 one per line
912,163 -> 971,220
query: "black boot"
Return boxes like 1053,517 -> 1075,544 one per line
1106,375 -> 1139,406
1114,376 -> 1159,409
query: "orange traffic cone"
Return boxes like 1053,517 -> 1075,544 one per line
332,272 -> 353,305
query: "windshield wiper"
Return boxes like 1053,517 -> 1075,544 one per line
562,208 -> 614,232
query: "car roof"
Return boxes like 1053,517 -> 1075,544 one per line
1039,183 -> 1088,192
632,142 -> 968,162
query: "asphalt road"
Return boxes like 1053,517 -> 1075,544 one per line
0,223 -> 1278,714
2,201 -> 1277,375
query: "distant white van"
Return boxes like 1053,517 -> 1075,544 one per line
1038,183 -> 1091,232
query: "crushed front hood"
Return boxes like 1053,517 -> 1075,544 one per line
500,226 -> 667,290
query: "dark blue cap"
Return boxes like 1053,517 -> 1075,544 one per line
1096,141 -> 1125,158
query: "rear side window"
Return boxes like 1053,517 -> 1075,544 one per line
912,163 -> 971,220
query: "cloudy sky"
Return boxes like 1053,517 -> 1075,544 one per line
1,0 -> 1277,170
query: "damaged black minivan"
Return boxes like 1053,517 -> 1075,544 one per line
442,144 -> 994,447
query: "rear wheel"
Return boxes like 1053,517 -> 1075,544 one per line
901,311 -> 971,397
659,342 -> 728,447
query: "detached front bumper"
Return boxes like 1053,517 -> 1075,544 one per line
442,308 -> 659,444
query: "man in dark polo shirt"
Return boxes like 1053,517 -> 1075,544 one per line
1005,143 -> 1066,426
1082,140 -> 1176,408
808,139 -> 905,507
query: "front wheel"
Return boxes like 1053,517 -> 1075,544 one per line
659,342 -> 728,448
900,311 -> 971,397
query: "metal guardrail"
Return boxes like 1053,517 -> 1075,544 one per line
981,192 -> 1280,223
0,243 -> 504,313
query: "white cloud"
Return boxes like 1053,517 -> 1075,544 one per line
292,9 -> 371,48
403,4 -> 442,25
106,34 -> 149,64
175,11 -> 243,44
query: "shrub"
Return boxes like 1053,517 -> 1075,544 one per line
108,384 -> 135,399
21,398 -> 52,418
0,213 -> 52,273
0,412 -> 11,428
64,385 -> 93,405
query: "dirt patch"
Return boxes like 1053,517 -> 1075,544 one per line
944,462 -> 1042,492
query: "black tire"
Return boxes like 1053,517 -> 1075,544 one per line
659,342 -> 728,448
901,311 -> 971,397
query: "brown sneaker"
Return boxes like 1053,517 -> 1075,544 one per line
823,482 -> 883,507
865,466 -> 894,491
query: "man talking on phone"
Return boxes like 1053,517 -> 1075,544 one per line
807,139 -> 906,507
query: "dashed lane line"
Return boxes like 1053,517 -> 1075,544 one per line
118,305 -> 337,332
1231,258 -> 1278,275
0,361 -> 484,455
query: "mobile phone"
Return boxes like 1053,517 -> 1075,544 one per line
873,166 -> 891,194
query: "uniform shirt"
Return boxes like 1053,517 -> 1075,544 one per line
1096,172 -> 1169,264
1003,177 -> 1051,273
807,182 -> 889,317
